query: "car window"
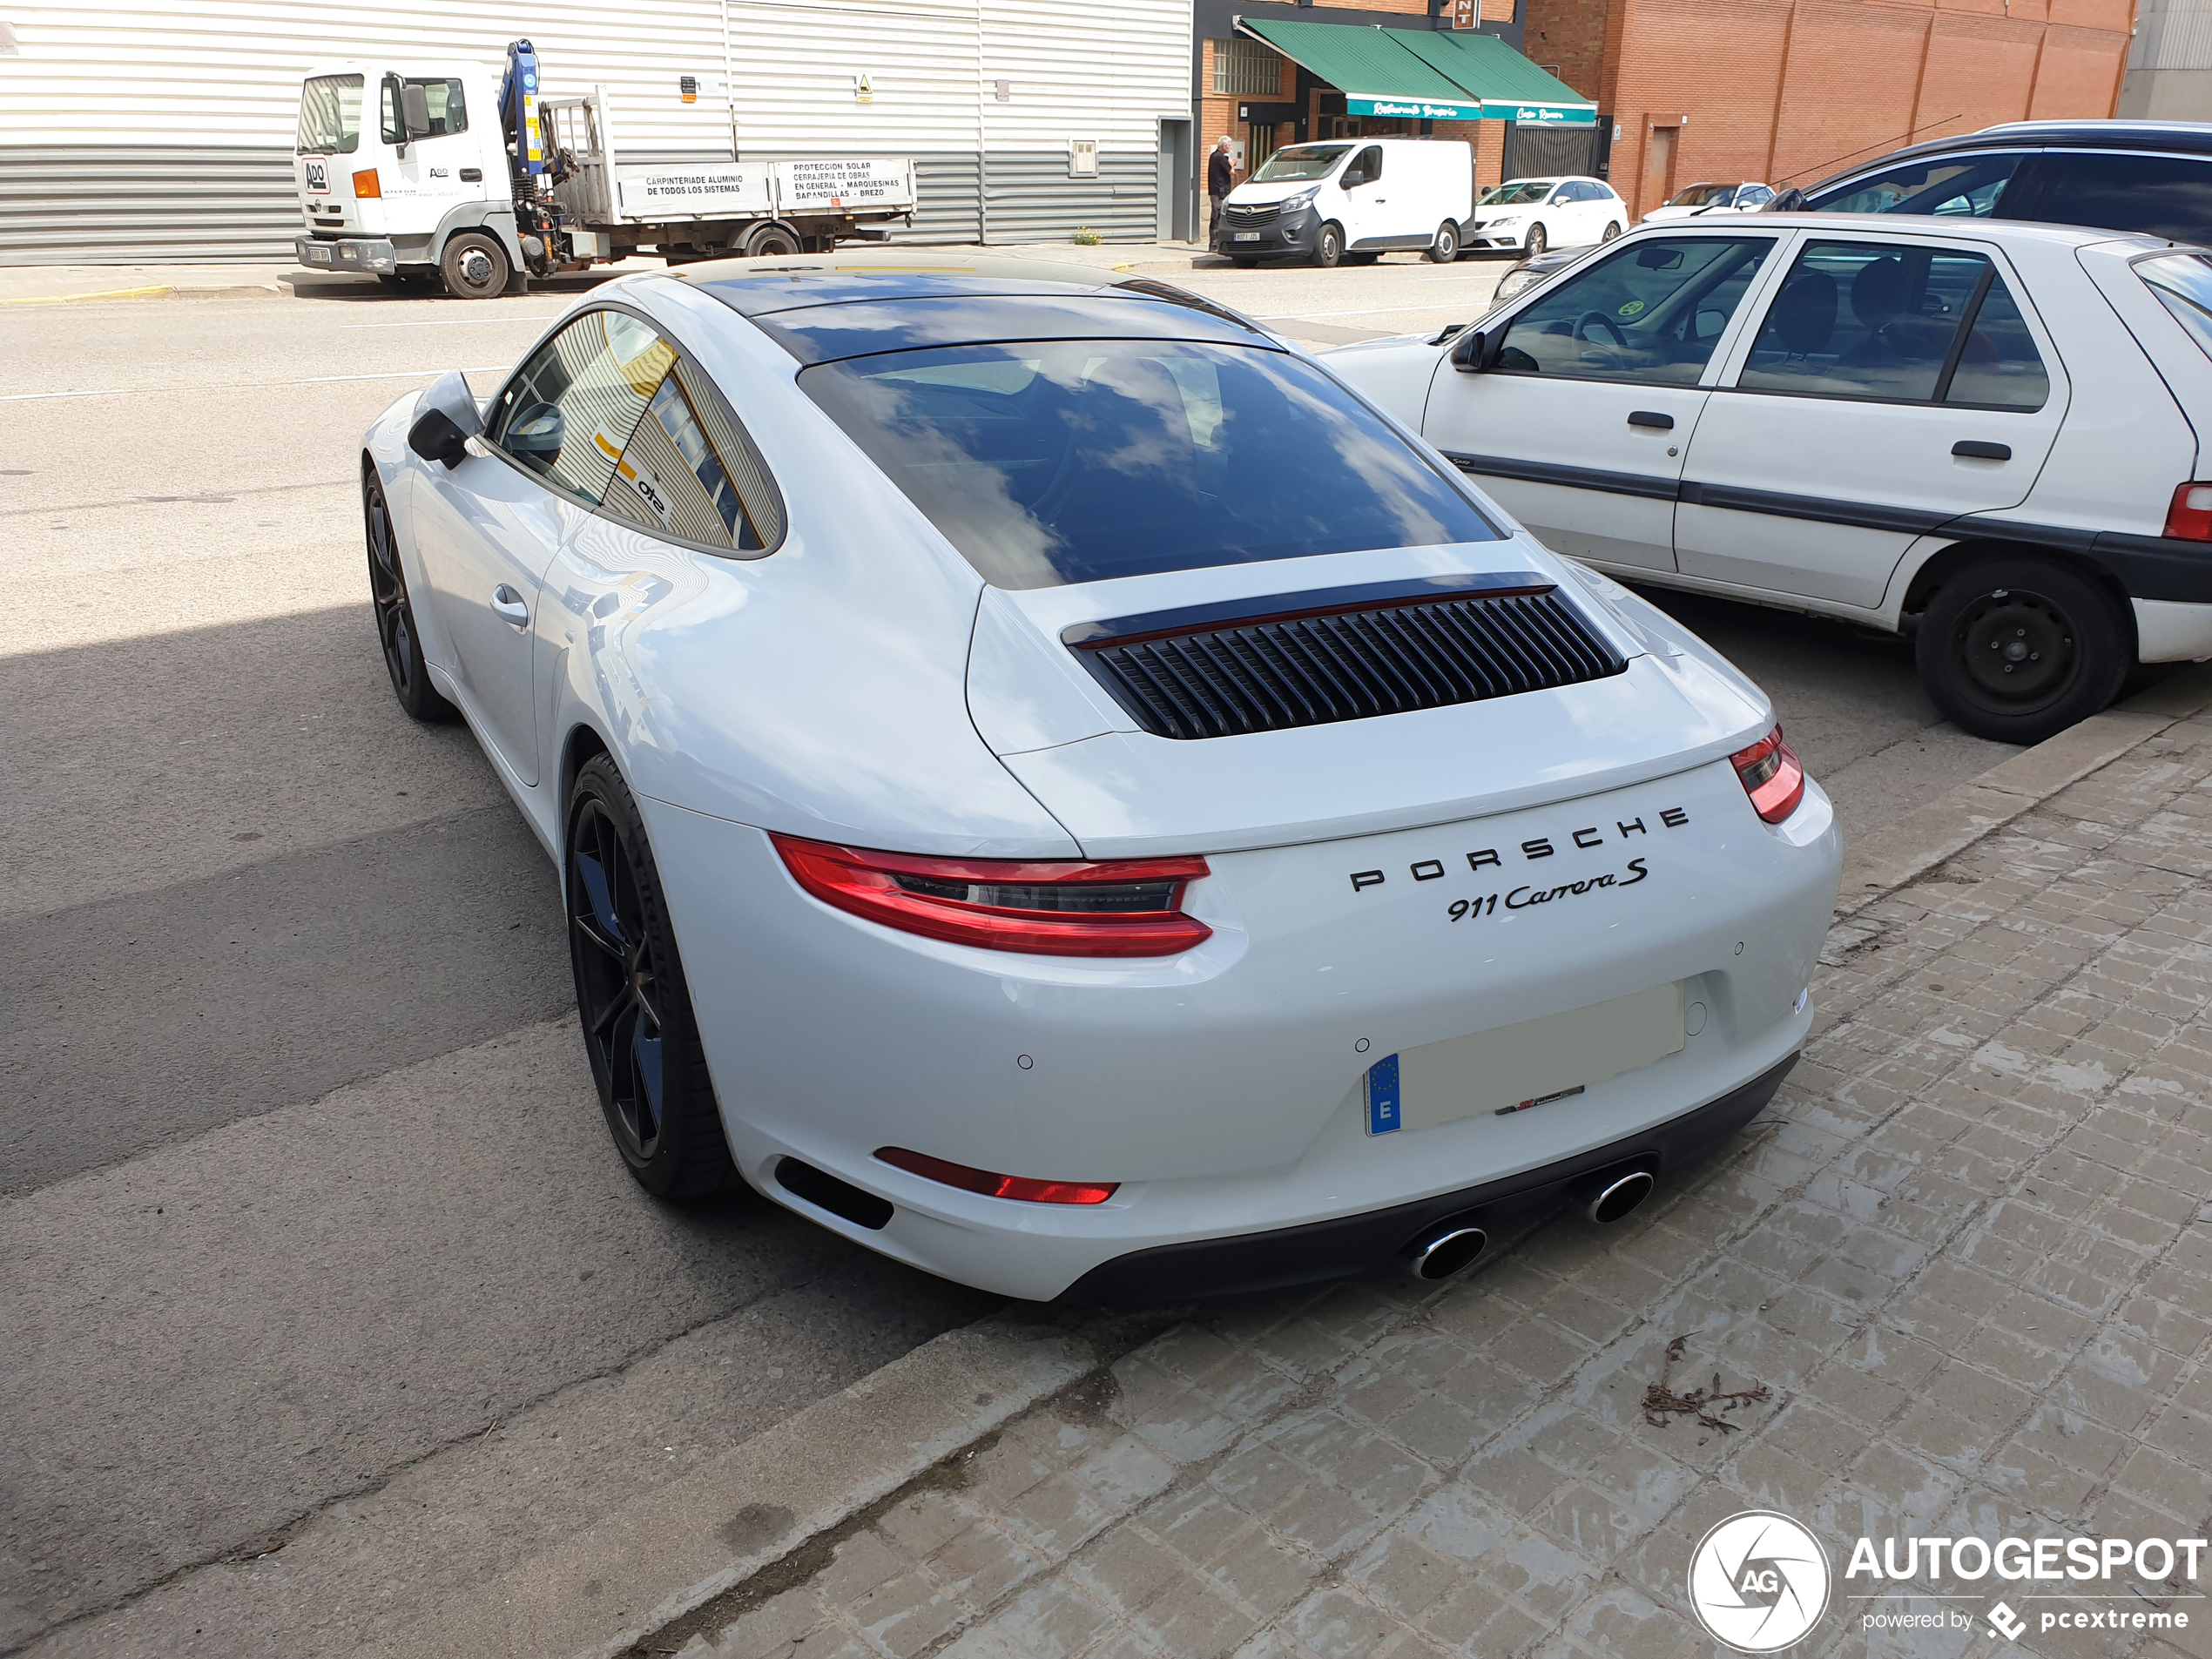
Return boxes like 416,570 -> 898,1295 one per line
797,341 -> 1499,590
297,74 -> 362,155
1737,240 -> 2047,409
2017,151 -> 2212,242
1810,152 -> 2026,217
1355,145 -> 1384,183
1738,185 -> 1772,207
1251,145 -> 1351,183
380,76 -> 468,144
1494,235 -> 1777,385
2137,252 -> 2212,362
485,310 -> 782,550
1481,181 -> 1551,206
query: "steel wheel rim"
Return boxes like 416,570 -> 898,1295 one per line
1954,587 -> 2079,710
569,799 -> 668,1163
365,485 -> 419,698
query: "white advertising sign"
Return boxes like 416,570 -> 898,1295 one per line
615,162 -> 772,219
770,158 -> 917,215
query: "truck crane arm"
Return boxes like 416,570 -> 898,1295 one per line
496,38 -> 546,181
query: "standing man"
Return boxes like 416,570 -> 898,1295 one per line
1207,135 -> 1234,247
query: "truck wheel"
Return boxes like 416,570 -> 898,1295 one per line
1426,220 -> 1460,263
743,223 -> 803,259
1915,554 -> 2130,745
1312,223 -> 1344,268
440,232 -> 510,300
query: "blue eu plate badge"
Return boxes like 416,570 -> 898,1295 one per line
1365,1054 -> 1401,1136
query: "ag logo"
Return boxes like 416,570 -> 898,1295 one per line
1687,1511 -> 1831,1652
1617,299 -> 1646,317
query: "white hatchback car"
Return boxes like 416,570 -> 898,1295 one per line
363,253 -> 1840,1304
1329,215 -> 2212,742
1467,176 -> 1627,255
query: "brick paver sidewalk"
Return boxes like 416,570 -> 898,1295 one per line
685,714 -> 2212,1659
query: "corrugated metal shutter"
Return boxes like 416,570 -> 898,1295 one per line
0,145 -> 296,261
980,152 -> 1159,242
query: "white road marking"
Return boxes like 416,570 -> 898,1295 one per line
5,368 -> 510,400
301,366 -> 512,382
341,317 -> 550,329
0,388 -> 122,401
1258,302 -> 1480,320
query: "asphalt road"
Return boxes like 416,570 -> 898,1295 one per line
0,245 -> 2015,1655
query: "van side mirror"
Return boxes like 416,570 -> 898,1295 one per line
408,368 -> 482,469
1450,328 -> 1498,373
1340,169 -> 1366,189
401,82 -> 434,139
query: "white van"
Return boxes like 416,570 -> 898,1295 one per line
1216,138 -> 1474,268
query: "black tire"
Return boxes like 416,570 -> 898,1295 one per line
1916,555 -> 2131,745
1523,224 -> 1548,258
744,223 -> 803,259
440,231 -> 510,300
565,754 -> 736,1198
1312,222 -> 1344,268
1426,220 -> 1460,263
364,469 -> 455,723
1601,220 -> 1623,242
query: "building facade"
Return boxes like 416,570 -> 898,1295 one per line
2120,0 -> 2212,118
0,0 -> 1190,261
1526,0 -> 2138,216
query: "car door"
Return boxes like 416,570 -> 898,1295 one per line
411,308 -> 681,783
1674,233 -> 2067,607
1422,230 -> 1782,572
1341,145 -> 1386,244
380,72 -> 478,220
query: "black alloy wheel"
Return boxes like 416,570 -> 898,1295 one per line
440,230 -> 510,300
565,754 -> 735,1198
1312,222 -> 1344,268
364,470 -> 455,722
1523,223 -> 1548,257
1916,555 -> 2129,745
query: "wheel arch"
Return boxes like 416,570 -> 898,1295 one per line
559,722 -> 615,828
430,201 -> 527,273
1898,535 -> 2137,654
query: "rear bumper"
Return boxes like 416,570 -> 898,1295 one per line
1061,1050 -> 1797,1305
295,235 -> 397,273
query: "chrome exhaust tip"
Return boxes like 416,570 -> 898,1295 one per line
1585,1169 -> 1656,1224
1405,1224 -> 1488,1281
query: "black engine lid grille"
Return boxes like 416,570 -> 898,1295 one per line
1064,575 -> 1628,741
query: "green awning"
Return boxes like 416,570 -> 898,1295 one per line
1236,18 -> 1595,128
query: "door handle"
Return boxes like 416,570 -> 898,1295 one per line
1952,440 -> 2011,461
491,584 -> 529,628
1627,410 -> 1675,430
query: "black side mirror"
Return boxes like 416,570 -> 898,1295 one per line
1341,170 -> 1366,189
1763,187 -> 1804,212
408,368 -> 482,469
1450,328 -> 1496,373
401,83 -> 434,139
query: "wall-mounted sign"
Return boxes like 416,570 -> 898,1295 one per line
1451,0 -> 1477,29
1347,95 -> 1480,121
853,71 -> 873,104
679,74 -> 698,104
994,78 -> 1010,101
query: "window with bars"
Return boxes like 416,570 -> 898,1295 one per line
1211,37 -> 1285,97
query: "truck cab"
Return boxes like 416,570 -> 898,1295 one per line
295,63 -> 523,293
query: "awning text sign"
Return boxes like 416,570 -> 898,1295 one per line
1347,95 -> 1480,121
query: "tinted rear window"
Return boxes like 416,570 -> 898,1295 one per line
2021,151 -> 2212,242
799,341 -> 1499,590
2138,253 -> 2212,361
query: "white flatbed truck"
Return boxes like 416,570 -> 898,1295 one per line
293,39 -> 918,297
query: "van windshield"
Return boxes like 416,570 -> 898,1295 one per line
1251,145 -> 1351,183
298,75 -> 364,155
1480,181 -> 1554,206
798,339 -> 1498,590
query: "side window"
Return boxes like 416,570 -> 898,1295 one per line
2016,152 -> 2212,243
1354,145 -> 1383,183
1808,152 -> 2026,218
486,310 -> 782,551
1494,235 -> 1777,385
380,76 -> 469,143
1737,240 -> 2047,410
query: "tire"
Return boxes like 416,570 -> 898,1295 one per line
1601,220 -> 1623,242
1312,222 -> 1344,268
363,469 -> 455,723
1426,220 -> 1460,263
565,754 -> 737,1199
1523,224 -> 1548,258
744,222 -> 803,259
1915,555 -> 2131,745
440,231 -> 510,300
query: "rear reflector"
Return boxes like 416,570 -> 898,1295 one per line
877,1146 -> 1117,1205
1730,726 -> 1806,825
351,168 -> 381,199
772,835 -> 1211,957
2165,482 -> 2212,542
774,1158 -> 892,1230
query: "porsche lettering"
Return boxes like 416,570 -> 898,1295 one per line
1348,807 -> 1689,893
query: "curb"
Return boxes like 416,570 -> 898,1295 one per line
374,665 -> 2212,1659
0,284 -> 174,307
1833,661 -> 2212,918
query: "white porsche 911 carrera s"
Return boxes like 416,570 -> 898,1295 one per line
361,253 -> 1841,1304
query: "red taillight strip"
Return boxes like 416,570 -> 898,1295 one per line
770,834 -> 1212,957
1729,726 -> 1807,825
2165,482 -> 2212,542
877,1146 -> 1118,1205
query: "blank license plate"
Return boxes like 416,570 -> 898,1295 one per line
1366,982 -> 1685,1135
1233,231 -> 1262,241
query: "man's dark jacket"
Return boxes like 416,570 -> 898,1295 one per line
1208,150 -> 1233,196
